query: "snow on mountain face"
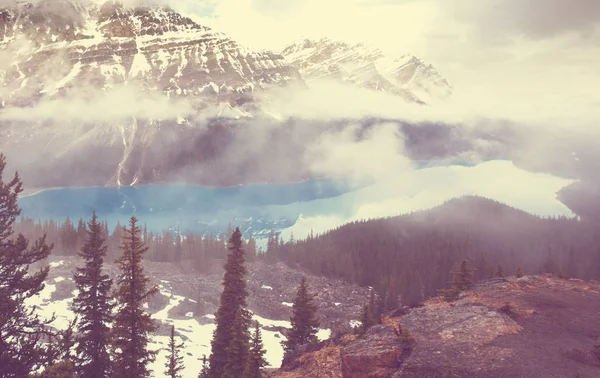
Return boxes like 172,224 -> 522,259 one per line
281,37 -> 453,104
0,0 -> 300,106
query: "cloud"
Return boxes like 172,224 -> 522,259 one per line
446,0 -> 600,42
0,85 -> 194,123
188,0 -> 437,53
304,122 -> 413,186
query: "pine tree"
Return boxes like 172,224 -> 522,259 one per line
494,264 -> 504,279
111,216 -> 158,378
516,266 -> 524,278
0,153 -> 54,377
440,259 -> 474,302
209,227 -> 249,377
243,321 -> 268,378
359,302 -> 377,335
283,276 -> 320,355
72,212 -> 113,378
31,360 -> 76,378
198,355 -> 209,378
165,325 -> 185,378
222,309 -> 250,378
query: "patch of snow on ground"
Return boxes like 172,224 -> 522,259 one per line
349,320 -> 361,328
334,302 -> 341,306
282,302 -> 293,307
261,285 -> 273,290
317,328 -> 331,341
25,283 -> 74,330
54,277 -> 65,283
49,261 -> 64,268
26,274 -> 324,376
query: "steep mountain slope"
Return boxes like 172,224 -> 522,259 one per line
0,0 -> 298,106
281,37 -> 453,104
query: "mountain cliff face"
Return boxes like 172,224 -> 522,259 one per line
281,38 -> 453,105
271,274 -> 600,377
0,0 -> 299,106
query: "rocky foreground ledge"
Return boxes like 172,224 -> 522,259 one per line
269,274 -> 600,377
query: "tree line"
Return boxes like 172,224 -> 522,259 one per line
1,153 -> 322,377
271,196 -> 600,308
13,216 -> 260,273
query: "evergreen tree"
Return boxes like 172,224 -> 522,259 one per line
31,360 -> 76,378
209,227 -> 249,377
440,259 -> 474,302
516,266 -> 524,278
368,289 -> 379,322
494,264 -> 504,279
72,212 -> 113,378
243,321 -> 268,378
222,309 -> 250,378
283,277 -> 320,354
111,216 -> 158,378
359,302 -> 377,335
567,248 -> 577,278
165,325 -> 184,378
198,355 -> 209,378
174,227 -> 182,263
0,153 -> 54,377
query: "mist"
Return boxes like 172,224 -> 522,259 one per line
2,0 -> 598,241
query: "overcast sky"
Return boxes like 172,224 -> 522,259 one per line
175,0 -> 600,121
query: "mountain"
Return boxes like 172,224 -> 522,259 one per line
0,1 -> 458,190
271,274 -> 600,377
0,0 -> 299,107
0,0 -> 305,189
281,37 -> 453,105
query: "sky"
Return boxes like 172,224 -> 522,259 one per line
177,0 -> 600,116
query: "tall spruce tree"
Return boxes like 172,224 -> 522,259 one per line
198,355 -> 209,378
243,321 -> 268,378
0,153 -> 54,377
209,227 -> 249,377
111,216 -> 158,378
283,277 -> 320,355
440,259 -> 474,301
165,325 -> 185,378
72,212 -> 113,378
222,309 -> 250,378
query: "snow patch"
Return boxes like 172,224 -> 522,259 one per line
49,260 -> 64,268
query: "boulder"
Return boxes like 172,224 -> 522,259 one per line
341,325 -> 404,378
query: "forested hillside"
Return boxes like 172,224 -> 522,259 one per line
272,197 -> 600,307
16,196 -> 600,311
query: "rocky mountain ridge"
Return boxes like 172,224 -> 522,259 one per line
0,0 -> 298,107
0,0 -> 455,190
281,37 -> 453,105
271,274 -> 600,377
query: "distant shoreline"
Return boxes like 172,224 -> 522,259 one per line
19,176 -> 345,198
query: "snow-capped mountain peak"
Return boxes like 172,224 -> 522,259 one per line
0,0 -> 300,105
281,37 -> 453,104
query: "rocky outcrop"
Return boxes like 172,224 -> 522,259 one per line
271,346 -> 343,378
271,274 -> 600,378
341,325 -> 406,378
